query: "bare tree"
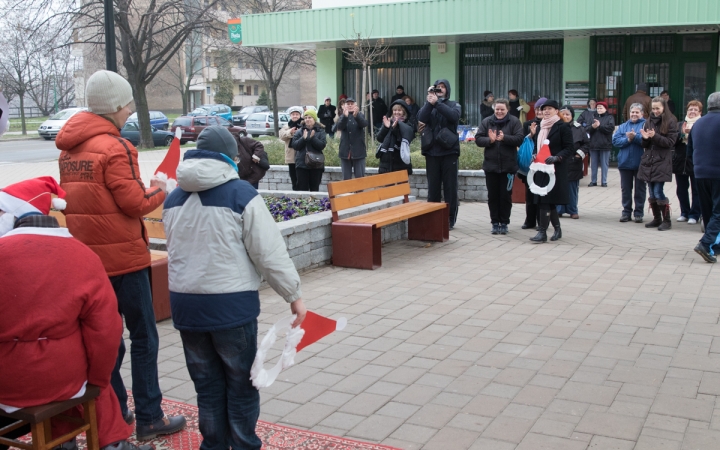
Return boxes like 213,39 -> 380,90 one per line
72,0 -> 223,147
221,0 -> 314,136
27,45 -> 76,116
0,17 -> 36,134
164,31 -> 208,115
342,27 -> 389,144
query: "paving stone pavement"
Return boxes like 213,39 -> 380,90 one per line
6,156 -> 720,449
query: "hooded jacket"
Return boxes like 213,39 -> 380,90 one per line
567,121 -> 590,181
163,150 -> 302,332
475,114 -> 524,174
56,112 -> 165,276
376,99 -> 414,174
417,79 -> 462,157
612,118 -> 646,170
586,112 -> 615,152
336,110 -> 368,159
638,115 -> 679,183
291,123 -> 327,170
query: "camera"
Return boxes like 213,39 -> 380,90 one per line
428,85 -> 442,94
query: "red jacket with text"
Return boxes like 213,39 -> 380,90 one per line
56,112 -> 165,276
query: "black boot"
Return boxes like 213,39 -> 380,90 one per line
549,208 -> 562,241
657,202 -> 672,231
645,199 -> 662,228
530,210 -> 549,243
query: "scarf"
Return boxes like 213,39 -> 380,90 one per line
681,114 -> 701,143
536,115 -> 561,152
287,119 -> 303,129
492,115 -> 509,128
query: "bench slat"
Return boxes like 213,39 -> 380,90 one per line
339,202 -> 446,228
331,184 -> 410,213
143,220 -> 166,239
144,206 -> 163,220
327,171 -> 409,198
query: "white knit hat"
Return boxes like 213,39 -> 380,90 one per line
85,70 -> 134,114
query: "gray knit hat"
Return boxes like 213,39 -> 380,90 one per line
196,126 -> 238,160
85,70 -> 134,114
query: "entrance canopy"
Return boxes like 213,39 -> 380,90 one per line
242,0 -> 720,49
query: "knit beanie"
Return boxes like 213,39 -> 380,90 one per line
86,70 -> 134,114
484,90 -> 493,99
303,109 -> 318,122
597,101 -> 609,109
196,126 -> 238,160
534,97 -> 548,109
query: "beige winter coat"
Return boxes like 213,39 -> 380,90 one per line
279,125 -> 296,164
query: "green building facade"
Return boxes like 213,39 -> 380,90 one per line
240,0 -> 720,125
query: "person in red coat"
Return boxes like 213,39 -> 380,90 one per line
0,177 -> 150,450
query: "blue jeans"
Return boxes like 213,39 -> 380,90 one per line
676,173 -> 701,220
557,180 -> 579,215
590,150 -> 610,184
648,182 -> 667,202
109,268 -> 164,426
697,178 -> 720,255
181,321 -> 260,450
619,169 -> 647,218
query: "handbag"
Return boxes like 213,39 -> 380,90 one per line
420,127 -> 434,152
305,149 -> 325,169
436,127 -> 458,150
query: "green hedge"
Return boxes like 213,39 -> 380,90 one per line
264,137 -> 484,170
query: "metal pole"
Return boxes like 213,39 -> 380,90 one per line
104,0 -> 117,72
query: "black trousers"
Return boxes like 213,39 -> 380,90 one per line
296,168 -> 324,192
518,173 -> 538,227
426,154 -> 459,226
486,172 -> 513,224
697,178 -> 720,252
288,164 -> 297,191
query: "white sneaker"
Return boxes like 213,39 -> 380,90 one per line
688,218 -> 697,224
677,216 -> 688,222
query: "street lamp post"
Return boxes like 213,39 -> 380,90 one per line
104,0 -> 117,72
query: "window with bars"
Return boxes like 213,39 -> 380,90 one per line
462,40 -> 563,64
632,36 -> 674,53
683,35 -> 713,52
597,37 -> 624,54
342,45 -> 429,68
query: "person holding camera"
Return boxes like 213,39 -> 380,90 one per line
336,97 -> 368,180
317,97 -> 336,137
417,79 -> 462,229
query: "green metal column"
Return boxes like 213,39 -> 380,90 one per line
430,43 -> 459,101
316,49 -> 343,106
562,37 -> 590,104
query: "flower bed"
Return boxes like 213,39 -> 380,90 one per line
264,196 -> 332,222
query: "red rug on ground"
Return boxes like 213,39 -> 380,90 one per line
13,395 -> 399,450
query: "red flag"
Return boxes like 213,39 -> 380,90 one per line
154,128 -> 182,179
296,311 -> 347,352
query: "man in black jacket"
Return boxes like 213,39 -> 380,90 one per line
391,85 -> 406,103
336,97 -> 368,180
317,97 -> 336,137
370,90 -> 388,133
417,79 -> 462,229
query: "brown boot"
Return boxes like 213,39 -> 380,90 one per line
657,202 -> 672,231
645,199 -> 662,228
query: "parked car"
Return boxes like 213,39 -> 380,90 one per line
245,112 -> 289,137
232,105 -> 270,126
37,108 -> 87,140
121,122 -> 175,146
188,104 -> 233,121
171,115 -> 246,144
127,111 -> 169,130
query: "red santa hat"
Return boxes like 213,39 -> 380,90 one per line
0,177 -> 67,216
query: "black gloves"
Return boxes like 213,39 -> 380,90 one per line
545,156 -> 561,164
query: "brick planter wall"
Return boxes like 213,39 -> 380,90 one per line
258,166 -> 488,201
151,192 -> 410,272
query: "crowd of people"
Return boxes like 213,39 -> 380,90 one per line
1,69 -> 719,450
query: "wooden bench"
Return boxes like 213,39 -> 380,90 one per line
0,385 -> 101,450
50,207 -> 171,322
328,171 -> 449,270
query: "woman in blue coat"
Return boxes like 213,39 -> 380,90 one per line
612,103 -> 647,223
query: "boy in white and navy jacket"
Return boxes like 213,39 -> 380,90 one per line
163,125 -> 306,449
